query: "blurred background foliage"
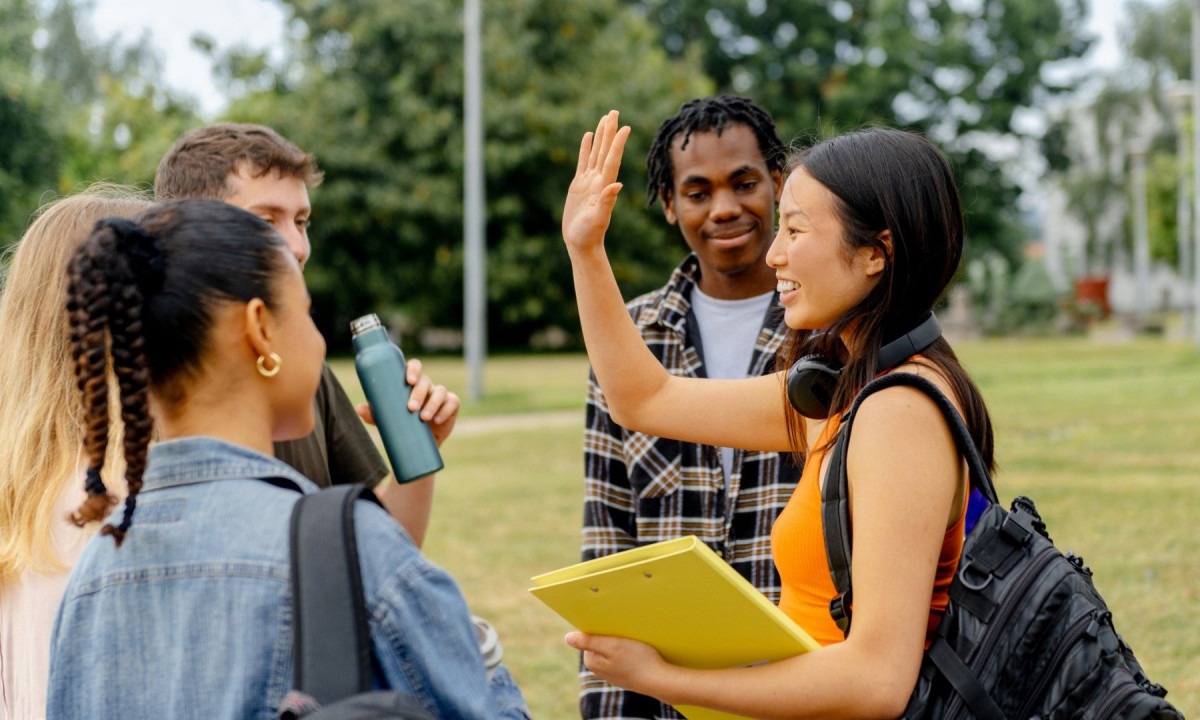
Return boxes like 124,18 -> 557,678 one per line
3,0 -> 1190,351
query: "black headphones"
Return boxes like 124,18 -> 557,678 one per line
786,312 -> 943,419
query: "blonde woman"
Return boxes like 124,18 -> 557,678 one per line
0,188 -> 153,719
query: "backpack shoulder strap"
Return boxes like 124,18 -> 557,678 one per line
289,484 -> 382,705
821,372 -> 999,637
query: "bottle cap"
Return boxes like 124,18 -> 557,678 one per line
350,313 -> 384,337
471,615 -> 504,671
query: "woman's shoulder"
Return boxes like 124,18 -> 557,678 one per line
849,362 -> 964,442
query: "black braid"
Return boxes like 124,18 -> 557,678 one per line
645,95 -> 785,206
106,276 -> 153,544
66,230 -> 118,526
66,219 -> 160,545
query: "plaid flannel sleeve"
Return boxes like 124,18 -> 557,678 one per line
581,371 -> 636,562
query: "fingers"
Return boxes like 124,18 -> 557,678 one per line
432,390 -> 460,426
355,402 -> 376,425
419,383 -> 448,421
405,357 -> 424,385
602,125 -> 630,184
565,631 -> 617,656
403,357 -> 437,416
595,111 -> 617,171
425,385 -> 459,446
565,631 -> 589,651
565,633 -> 623,678
575,131 -> 592,176
587,114 -> 606,170
601,182 -> 624,212
582,111 -> 624,173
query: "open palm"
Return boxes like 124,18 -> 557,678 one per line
562,110 -> 631,255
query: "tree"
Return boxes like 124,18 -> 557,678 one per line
0,0 -> 198,256
623,0 -> 1094,267
0,0 -> 61,246
1044,0 -> 1192,280
57,37 -> 200,191
217,0 -> 710,350
1043,79 -> 1146,277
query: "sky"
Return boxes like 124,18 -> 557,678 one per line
87,0 -> 286,117
83,0 -> 1132,119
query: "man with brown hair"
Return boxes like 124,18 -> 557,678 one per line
155,123 -> 454,545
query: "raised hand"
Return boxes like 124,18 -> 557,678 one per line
562,110 -> 631,256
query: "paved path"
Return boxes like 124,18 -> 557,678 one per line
363,409 -> 580,441
453,409 -> 580,436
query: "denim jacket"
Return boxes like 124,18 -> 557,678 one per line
47,437 -> 528,719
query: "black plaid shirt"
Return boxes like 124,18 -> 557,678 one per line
580,255 -> 803,720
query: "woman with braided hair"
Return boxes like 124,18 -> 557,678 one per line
46,200 -> 528,719
0,187 -> 152,720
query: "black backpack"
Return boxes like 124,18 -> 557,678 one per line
821,373 -> 1183,720
278,484 -> 436,720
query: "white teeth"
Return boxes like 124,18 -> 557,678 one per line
777,280 -> 800,292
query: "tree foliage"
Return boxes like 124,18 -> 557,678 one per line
219,0 -> 709,350
3,0 -> 1105,347
0,0 -> 60,245
623,0 -> 1093,267
0,0 -> 198,252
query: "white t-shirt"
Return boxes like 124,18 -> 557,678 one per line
690,287 -> 775,481
0,468 -> 92,720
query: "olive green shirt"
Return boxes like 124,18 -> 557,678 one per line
273,363 -> 389,488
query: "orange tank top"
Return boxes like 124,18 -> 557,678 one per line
771,410 -> 967,648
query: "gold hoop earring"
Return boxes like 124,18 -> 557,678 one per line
256,352 -> 282,378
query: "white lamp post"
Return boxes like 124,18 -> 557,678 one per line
1168,82 -> 1193,329
1191,0 -> 1200,345
1129,143 -> 1152,326
464,0 -> 486,400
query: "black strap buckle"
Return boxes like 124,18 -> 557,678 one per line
829,590 -> 853,635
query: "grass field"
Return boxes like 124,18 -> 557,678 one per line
332,336 -> 1200,718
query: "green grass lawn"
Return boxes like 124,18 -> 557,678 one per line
332,336 -> 1200,718
328,354 -> 590,417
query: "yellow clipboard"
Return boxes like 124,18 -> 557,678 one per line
530,536 -> 819,720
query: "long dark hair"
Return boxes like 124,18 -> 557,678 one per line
66,199 -> 288,545
781,128 -> 994,472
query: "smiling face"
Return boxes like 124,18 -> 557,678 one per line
225,166 -> 313,269
767,169 -> 886,332
661,124 -> 781,299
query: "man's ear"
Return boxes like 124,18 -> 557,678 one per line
243,298 -> 273,360
771,168 -> 784,203
660,190 -> 678,225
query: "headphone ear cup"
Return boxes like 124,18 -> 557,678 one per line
786,356 -> 841,419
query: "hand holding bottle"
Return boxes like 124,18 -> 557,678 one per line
354,357 -> 459,447
351,314 -> 446,483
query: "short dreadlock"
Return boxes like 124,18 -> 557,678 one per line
645,95 -> 785,207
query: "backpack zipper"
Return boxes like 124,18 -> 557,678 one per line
1094,679 -> 1141,719
944,543 -> 1059,719
1011,609 -> 1101,719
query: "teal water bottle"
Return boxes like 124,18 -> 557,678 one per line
350,313 -> 444,483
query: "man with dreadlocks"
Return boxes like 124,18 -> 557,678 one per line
579,96 -> 803,720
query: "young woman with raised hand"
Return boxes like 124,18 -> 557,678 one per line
560,111 -> 994,719
44,200 -> 528,719
0,188 -> 153,720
